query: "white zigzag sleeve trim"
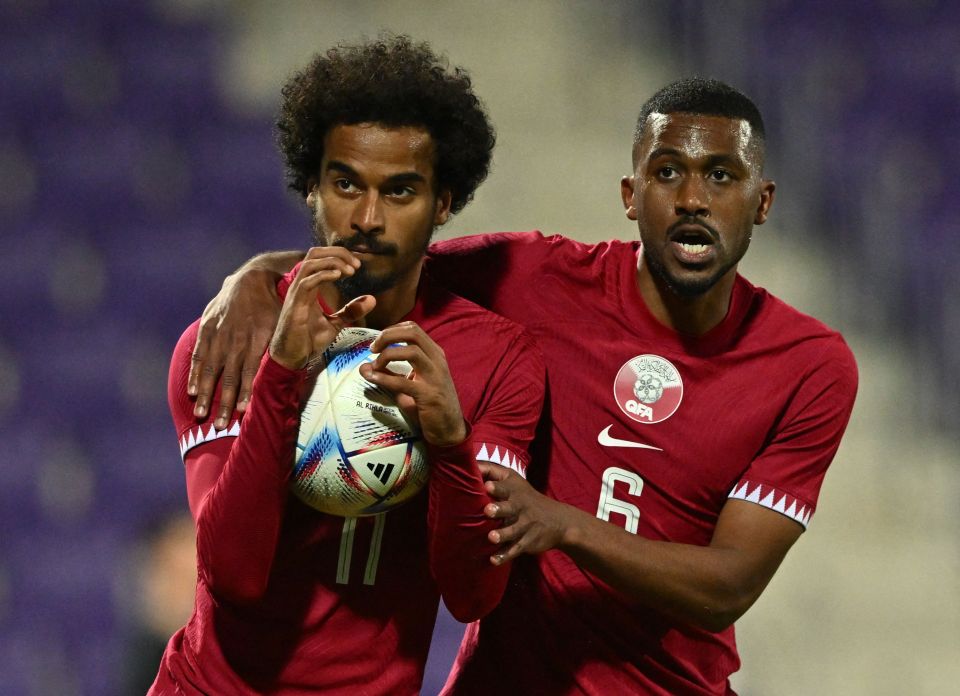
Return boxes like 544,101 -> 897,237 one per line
179,419 -> 242,460
475,442 -> 527,479
728,480 -> 813,528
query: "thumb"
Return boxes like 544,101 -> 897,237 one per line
478,461 -> 511,481
330,295 -> 376,325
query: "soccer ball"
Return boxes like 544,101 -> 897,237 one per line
292,327 -> 428,516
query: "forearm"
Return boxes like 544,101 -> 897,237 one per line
558,507 -> 767,632
233,249 -> 304,276
427,433 -> 509,622
192,355 -> 306,603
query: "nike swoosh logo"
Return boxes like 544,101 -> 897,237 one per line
597,425 -> 663,451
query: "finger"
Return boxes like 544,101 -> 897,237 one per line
188,325 -> 213,397
369,344 -> 427,374
304,246 -> 361,268
193,359 -> 222,419
371,322 -> 437,357
236,364 -> 258,412
311,295 -> 377,347
287,270 -> 349,312
236,329 -> 271,411
214,353 -> 242,428
491,541 -> 525,566
483,480 -> 513,504
296,255 -> 358,277
487,517 -> 524,544
290,266 -> 351,295
360,365 -> 423,398
330,295 -> 376,324
483,498 -> 516,519
478,461 -> 512,481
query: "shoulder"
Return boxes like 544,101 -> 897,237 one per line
169,318 -> 201,388
741,278 -> 858,390
167,318 -> 242,453
419,278 -> 536,347
426,232 -> 638,314
167,318 -> 202,436
428,231 -> 632,265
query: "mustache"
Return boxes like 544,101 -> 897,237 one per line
667,217 -> 720,242
333,233 -> 398,256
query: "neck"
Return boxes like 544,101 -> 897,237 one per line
636,259 -> 736,336
364,282 -> 418,329
360,261 -> 424,329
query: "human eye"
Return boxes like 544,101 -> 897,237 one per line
387,184 -> 416,199
656,166 -> 678,180
334,178 -> 359,193
708,169 -> 734,183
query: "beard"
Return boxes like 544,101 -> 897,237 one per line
311,213 -> 432,300
334,262 -> 399,300
641,220 -> 749,299
643,246 -> 728,297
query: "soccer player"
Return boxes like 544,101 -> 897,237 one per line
187,78 -> 858,694
150,37 -> 544,695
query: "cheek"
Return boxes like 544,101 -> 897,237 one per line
317,196 -> 351,225
638,187 -> 672,224
641,182 -> 674,208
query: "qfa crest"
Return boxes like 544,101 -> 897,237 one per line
613,354 -> 683,424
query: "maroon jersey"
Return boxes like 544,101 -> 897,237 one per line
426,232 -> 858,696
151,268 -> 545,695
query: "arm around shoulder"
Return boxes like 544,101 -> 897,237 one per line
189,250 -> 304,426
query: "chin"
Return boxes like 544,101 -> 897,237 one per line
335,271 -> 398,300
661,268 -> 726,297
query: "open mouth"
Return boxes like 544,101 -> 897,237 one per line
668,224 -> 716,264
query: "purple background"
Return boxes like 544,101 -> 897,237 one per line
1,1 -> 957,694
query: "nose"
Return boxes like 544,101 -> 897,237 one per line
675,176 -> 710,219
352,191 -> 384,234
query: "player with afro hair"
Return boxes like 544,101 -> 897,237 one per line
276,35 -> 495,216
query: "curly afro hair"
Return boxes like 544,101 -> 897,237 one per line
276,35 -> 495,216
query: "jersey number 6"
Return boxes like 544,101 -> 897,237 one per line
596,467 -> 643,534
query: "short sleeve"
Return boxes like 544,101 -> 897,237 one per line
728,335 -> 858,528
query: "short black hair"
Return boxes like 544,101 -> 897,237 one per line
634,77 -> 766,146
276,35 -> 495,215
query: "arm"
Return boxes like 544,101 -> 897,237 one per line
177,250 -> 373,604
482,473 -> 800,632
189,250 -> 303,428
360,325 -> 545,621
184,356 -> 308,604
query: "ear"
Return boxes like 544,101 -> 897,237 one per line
305,177 -> 318,206
434,188 -> 453,226
754,179 -> 776,225
620,175 -> 638,221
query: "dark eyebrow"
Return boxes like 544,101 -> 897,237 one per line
646,147 -> 681,162
646,148 -> 747,170
325,160 -> 428,186
326,160 -> 360,177
383,172 -> 427,186
703,153 -> 746,170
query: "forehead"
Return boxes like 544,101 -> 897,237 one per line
322,123 -> 436,175
636,112 -> 756,164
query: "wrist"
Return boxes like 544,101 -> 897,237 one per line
268,342 -> 306,371
425,419 -> 468,448
555,503 -> 587,554
424,420 -> 471,451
